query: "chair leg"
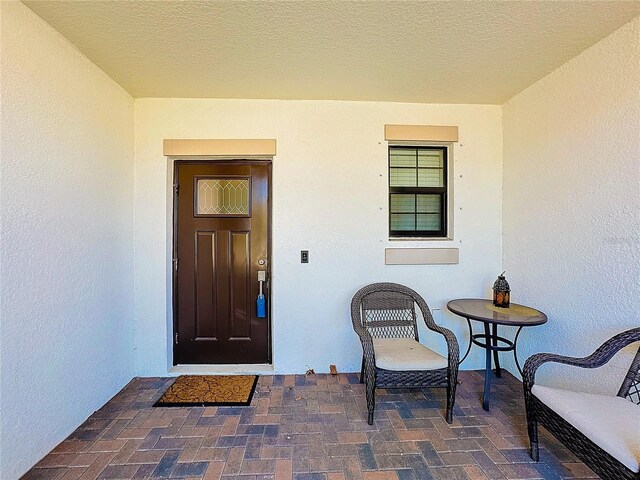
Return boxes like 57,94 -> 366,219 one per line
360,356 -> 365,384
444,368 -> 458,424
445,387 -> 454,424
365,369 -> 376,425
446,376 -> 458,424
367,385 -> 375,425
527,417 -> 539,461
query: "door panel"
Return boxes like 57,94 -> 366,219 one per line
174,161 -> 270,364
195,231 -> 217,339
230,231 -> 250,339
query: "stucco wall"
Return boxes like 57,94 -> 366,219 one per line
502,17 -> 640,392
134,99 -> 503,376
0,2 -> 135,478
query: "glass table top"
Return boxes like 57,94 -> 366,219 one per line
447,298 -> 547,326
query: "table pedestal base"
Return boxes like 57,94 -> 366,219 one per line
461,320 -> 524,411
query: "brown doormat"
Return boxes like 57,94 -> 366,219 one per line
154,375 -> 258,407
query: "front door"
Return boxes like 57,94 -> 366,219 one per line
173,161 -> 271,364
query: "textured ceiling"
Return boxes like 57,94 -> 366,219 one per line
23,1 -> 640,104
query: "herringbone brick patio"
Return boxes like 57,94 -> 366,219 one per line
21,371 -> 598,479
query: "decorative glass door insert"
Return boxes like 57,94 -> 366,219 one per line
195,177 -> 250,216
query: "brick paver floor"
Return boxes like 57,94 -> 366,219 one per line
22,371 -> 598,479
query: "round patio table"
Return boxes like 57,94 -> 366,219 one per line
446,298 -> 547,411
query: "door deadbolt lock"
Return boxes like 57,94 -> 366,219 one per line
258,259 -> 266,266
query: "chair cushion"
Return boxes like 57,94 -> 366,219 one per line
372,337 -> 448,371
532,384 -> 640,473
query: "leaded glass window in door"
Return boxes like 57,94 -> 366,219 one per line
196,177 -> 250,216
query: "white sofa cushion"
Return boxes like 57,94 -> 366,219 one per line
532,384 -> 640,473
372,337 -> 448,371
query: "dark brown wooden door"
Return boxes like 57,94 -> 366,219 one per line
173,161 -> 271,364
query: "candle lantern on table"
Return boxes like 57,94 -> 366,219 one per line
493,272 -> 510,308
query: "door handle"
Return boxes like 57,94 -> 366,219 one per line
257,271 -> 267,318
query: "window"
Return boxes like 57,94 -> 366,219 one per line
389,146 -> 447,238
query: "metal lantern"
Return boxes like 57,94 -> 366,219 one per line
493,272 -> 510,308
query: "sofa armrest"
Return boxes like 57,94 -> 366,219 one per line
523,328 -> 640,399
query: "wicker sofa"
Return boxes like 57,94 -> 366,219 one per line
523,327 -> 640,480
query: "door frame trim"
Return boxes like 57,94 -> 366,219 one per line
171,159 -> 273,366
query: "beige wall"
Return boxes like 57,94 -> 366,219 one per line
133,98 -> 503,376
0,2 -> 135,478
5,3 -> 638,476
502,17 -> 640,392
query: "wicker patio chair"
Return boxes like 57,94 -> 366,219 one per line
523,327 -> 640,480
351,282 -> 459,425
